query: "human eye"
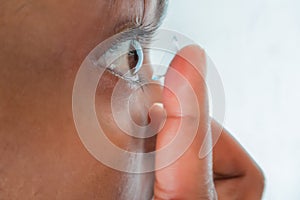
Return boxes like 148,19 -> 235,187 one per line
98,39 -> 144,84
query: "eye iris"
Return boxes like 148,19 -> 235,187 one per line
128,50 -> 139,72
128,40 -> 143,75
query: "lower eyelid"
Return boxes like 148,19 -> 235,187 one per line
97,72 -> 146,99
97,70 -> 120,92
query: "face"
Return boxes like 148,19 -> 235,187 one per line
0,0 -> 167,199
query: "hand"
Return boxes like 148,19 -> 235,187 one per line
153,46 -> 265,199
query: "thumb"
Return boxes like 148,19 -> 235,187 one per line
154,45 -> 216,199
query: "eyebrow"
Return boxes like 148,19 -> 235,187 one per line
112,0 -> 169,46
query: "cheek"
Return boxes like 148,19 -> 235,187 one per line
95,71 -> 162,152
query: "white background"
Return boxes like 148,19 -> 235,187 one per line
162,0 -> 300,199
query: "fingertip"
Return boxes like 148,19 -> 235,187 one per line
169,44 -> 207,78
162,44 -> 208,118
148,103 -> 167,132
149,103 -> 165,118
149,103 -> 166,123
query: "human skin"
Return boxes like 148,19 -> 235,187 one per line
0,0 -> 264,199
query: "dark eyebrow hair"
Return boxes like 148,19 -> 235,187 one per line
112,0 -> 169,46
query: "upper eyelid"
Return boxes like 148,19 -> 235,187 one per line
112,17 -> 159,47
113,20 -> 139,36
110,0 -> 168,48
110,29 -> 153,50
